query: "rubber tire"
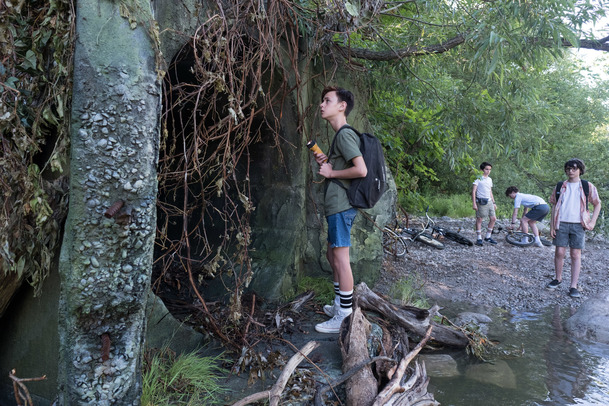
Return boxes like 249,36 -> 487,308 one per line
383,227 -> 407,257
505,232 -> 535,247
444,230 -> 474,246
540,237 -> 552,247
415,232 -> 445,250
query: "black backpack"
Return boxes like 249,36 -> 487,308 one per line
329,125 -> 388,209
555,180 -> 590,206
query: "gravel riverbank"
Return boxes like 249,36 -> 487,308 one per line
374,216 -> 608,313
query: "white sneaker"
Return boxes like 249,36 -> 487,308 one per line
315,309 -> 351,333
323,303 -> 336,317
534,240 -> 543,247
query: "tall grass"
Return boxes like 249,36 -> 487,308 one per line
291,275 -> 335,306
142,347 -> 226,406
388,274 -> 429,309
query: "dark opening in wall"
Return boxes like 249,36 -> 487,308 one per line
154,40 -> 279,284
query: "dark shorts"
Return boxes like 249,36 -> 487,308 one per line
553,222 -> 585,249
524,204 -> 550,222
327,208 -> 358,248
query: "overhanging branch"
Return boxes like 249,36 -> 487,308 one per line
338,33 -> 466,61
336,33 -> 609,62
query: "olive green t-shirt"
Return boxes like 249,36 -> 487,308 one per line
324,127 -> 362,216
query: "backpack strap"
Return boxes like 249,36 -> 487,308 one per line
554,181 -> 564,204
328,124 -> 361,191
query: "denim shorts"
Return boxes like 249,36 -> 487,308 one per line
326,208 -> 358,248
553,222 -> 585,249
524,204 -> 550,222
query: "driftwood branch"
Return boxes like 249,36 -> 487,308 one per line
313,355 -> 396,405
9,369 -> 47,406
372,325 -> 433,406
355,283 -> 469,347
231,341 -> 319,406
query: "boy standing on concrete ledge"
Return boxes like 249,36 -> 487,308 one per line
312,86 -> 367,333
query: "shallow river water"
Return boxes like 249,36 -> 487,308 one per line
428,305 -> 609,406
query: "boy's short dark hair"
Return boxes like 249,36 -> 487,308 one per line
564,158 -> 586,175
321,86 -> 355,117
479,161 -> 492,170
505,186 -> 519,196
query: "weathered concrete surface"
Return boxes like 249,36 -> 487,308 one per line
564,290 -> 609,344
0,266 -> 205,405
57,0 -> 161,403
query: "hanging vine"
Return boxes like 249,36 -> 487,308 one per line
0,0 -> 74,298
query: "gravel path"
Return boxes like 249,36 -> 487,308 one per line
374,217 -> 608,313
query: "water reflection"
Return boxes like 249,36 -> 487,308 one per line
427,304 -> 609,406
541,305 -> 588,405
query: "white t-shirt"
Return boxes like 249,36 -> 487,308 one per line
558,182 -> 581,223
473,176 -> 493,199
513,193 -> 546,209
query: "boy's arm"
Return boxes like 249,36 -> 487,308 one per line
472,184 -> 478,211
511,207 -> 519,226
319,156 -> 367,179
588,200 -> 602,230
490,189 -> 496,206
549,187 -> 557,237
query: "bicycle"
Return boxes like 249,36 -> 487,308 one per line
382,226 -> 408,257
422,207 -> 474,246
382,208 -> 445,256
496,225 -> 552,247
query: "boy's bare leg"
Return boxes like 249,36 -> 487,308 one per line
326,244 -> 339,284
529,220 -> 539,237
488,216 -> 496,230
475,217 -> 483,239
520,218 -> 529,234
330,246 -> 354,291
554,246 -> 566,282
569,248 -> 582,288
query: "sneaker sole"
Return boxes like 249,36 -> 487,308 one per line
546,284 -> 561,289
315,325 -> 340,333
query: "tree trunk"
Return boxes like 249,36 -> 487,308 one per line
57,0 -> 160,404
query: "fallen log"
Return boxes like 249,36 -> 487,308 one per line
355,282 -> 469,348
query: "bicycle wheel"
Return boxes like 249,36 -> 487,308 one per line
382,227 -> 407,257
505,231 -> 534,247
540,237 -> 552,247
444,230 -> 474,246
415,232 -> 445,250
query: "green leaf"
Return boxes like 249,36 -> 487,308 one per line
21,50 -> 38,71
345,2 -> 359,17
